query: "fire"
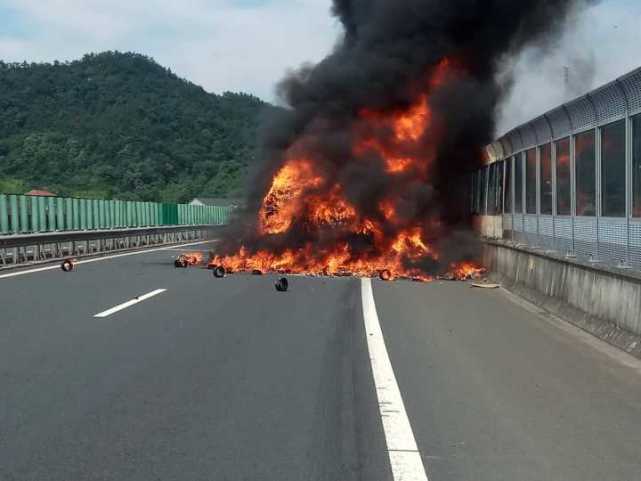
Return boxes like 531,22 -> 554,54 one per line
210,57 -> 483,282
448,262 -> 485,280
259,158 -> 323,234
175,252 -> 204,267
309,186 -> 357,225
394,95 -> 430,142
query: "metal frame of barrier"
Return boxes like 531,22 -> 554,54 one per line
0,225 -> 217,267
473,65 -> 641,271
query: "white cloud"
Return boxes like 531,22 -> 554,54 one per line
0,0 -> 341,101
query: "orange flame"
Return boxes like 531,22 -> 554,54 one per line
211,57 -> 482,282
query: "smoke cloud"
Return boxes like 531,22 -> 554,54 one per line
216,0 -> 586,277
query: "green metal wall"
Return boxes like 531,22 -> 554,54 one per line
0,194 -> 232,235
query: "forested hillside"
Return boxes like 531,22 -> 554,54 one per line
0,51 -> 266,201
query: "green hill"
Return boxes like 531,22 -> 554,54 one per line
0,51 -> 266,202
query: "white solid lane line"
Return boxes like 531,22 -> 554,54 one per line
94,289 -> 167,318
0,240 -> 215,280
361,278 -> 429,481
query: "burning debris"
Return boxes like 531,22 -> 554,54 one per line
437,263 -> 486,281
174,252 -> 204,268
208,0 -> 581,283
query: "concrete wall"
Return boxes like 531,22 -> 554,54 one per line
483,240 -> 641,358
472,215 -> 502,240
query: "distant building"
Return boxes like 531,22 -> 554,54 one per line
25,189 -> 56,197
189,197 -> 243,208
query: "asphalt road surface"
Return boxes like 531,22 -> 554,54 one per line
1,241 -> 640,481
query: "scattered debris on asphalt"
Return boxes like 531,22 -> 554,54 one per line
174,252 -> 203,268
61,258 -> 75,272
471,282 -> 500,289
275,277 -> 289,292
212,266 -> 227,278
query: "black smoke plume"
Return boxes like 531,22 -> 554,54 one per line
215,0 -> 584,275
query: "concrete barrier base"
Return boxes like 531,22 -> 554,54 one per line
483,240 -> 641,359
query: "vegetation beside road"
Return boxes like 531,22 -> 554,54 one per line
0,52 -> 266,201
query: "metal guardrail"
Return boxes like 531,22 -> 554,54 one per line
0,224 -> 218,267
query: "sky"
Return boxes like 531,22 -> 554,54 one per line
0,0 -> 640,135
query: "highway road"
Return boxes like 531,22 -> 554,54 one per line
1,241 -> 640,481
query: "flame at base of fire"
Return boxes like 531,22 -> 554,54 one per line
208,245 -> 483,283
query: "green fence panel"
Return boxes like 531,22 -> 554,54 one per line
86,200 -> 93,230
27,197 -> 40,232
56,198 -> 64,231
47,197 -> 56,231
97,200 -> 104,229
91,200 -> 98,229
0,194 -> 231,234
105,200 -> 111,228
18,196 -> 29,232
79,199 -> 86,230
73,199 -> 80,230
125,201 -> 132,227
129,202 -> 135,227
38,196 -> 47,232
108,200 -> 113,228
64,198 -> 72,231
87,199 -> 93,229
114,201 -> 120,227
0,194 -> 8,234
9,195 -> 19,234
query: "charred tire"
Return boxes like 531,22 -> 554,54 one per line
61,259 -> 74,272
213,266 -> 226,278
275,277 -> 289,292
379,269 -> 392,281
174,259 -> 188,268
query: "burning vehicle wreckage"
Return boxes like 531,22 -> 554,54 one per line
174,60 -> 487,286
172,0 -> 577,287
201,60 -> 488,285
